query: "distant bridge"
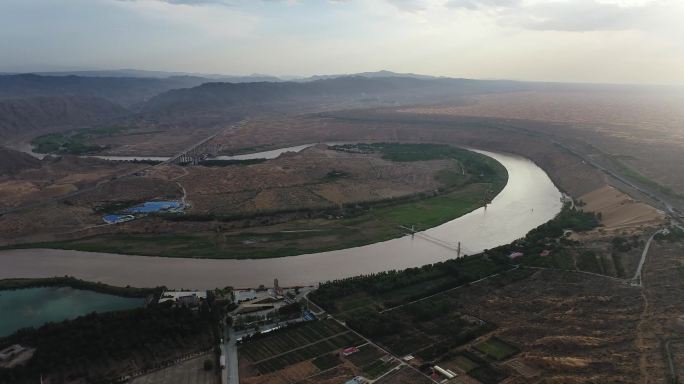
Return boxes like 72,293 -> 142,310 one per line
162,120 -> 246,166
399,225 -> 470,255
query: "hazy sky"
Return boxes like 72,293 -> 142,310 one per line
1,0 -> 683,84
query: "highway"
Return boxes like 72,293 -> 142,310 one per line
545,137 -> 684,224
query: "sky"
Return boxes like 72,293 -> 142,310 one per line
1,0 -> 683,84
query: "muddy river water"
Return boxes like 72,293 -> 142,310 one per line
0,149 -> 562,289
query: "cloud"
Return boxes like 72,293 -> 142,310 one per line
161,0 -> 227,4
114,0 -> 233,5
508,0 -> 651,31
443,0 -> 674,32
385,0 -> 429,12
444,0 -> 519,10
113,0 -> 297,6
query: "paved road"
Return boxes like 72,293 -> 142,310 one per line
222,326 -> 239,384
632,230 -> 663,287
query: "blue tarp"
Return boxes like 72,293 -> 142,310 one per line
103,214 -> 134,224
124,201 -> 181,214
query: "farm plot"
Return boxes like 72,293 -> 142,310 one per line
254,332 -> 362,374
239,319 -> 347,362
361,358 -> 399,379
374,366 -> 433,384
312,352 -> 342,370
346,344 -> 385,368
473,337 -> 519,361
345,344 -> 399,380
239,319 -> 365,378
442,354 -> 480,373
365,297 -> 494,359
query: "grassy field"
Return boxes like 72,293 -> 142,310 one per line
473,337 -> 519,361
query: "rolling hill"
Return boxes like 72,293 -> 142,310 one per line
0,96 -> 127,140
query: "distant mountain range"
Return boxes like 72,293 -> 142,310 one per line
141,75 -> 529,117
0,70 -> 444,108
0,96 -> 127,140
0,74 -> 210,107
2,68 -> 282,82
2,69 -> 440,82
0,69 -> 654,141
299,70 -> 440,82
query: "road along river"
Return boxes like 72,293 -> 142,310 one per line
0,150 -> 562,289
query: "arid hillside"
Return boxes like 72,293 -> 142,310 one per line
0,149 -> 41,175
0,96 -> 127,142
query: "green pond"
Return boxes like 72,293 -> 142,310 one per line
0,287 -> 144,337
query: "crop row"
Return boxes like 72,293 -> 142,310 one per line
255,332 -> 362,374
240,320 -> 348,362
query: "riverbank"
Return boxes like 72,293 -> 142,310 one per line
0,276 -> 162,298
0,150 -> 562,289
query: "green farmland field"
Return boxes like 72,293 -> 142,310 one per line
473,337 -> 519,361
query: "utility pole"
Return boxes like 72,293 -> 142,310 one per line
457,242 -> 461,258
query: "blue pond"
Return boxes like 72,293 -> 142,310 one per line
103,214 -> 134,224
124,201 -> 182,214
0,287 -> 144,337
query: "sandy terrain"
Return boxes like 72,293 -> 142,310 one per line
166,146 -> 457,215
0,154 -> 144,210
579,185 -> 666,232
91,124 -> 230,157
241,360 -> 320,384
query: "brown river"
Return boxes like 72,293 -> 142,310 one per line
0,150 -> 562,289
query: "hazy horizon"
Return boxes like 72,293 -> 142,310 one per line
1,0 -> 683,85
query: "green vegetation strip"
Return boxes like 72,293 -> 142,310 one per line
607,154 -> 684,200
0,276 -> 161,298
31,126 -> 130,155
